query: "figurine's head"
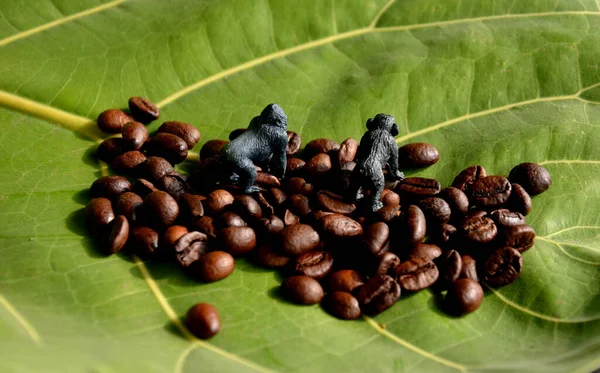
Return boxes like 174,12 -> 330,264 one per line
260,103 -> 288,129
366,113 -> 398,136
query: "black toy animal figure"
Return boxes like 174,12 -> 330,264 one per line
221,104 -> 288,193
348,113 -> 404,212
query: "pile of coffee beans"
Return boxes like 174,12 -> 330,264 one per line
84,97 -> 552,338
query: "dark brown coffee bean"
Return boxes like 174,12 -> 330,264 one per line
260,215 -> 285,235
303,138 -> 340,159
128,96 -> 159,123
158,121 -> 200,149
158,172 -> 189,199
219,212 -> 247,228
430,223 -> 457,245
200,139 -> 228,161
284,177 -> 314,196
283,209 -> 300,226
355,274 -> 401,314
397,142 -> 439,168
452,165 -> 486,191
338,137 -> 358,163
221,226 -> 256,256
394,256 -> 439,291
286,131 -> 302,156
323,292 -> 361,320
267,188 -> 287,207
194,216 -> 217,240
258,243 -> 290,268
255,192 -> 275,216
229,128 -> 246,141
114,192 -> 143,223
509,183 -> 532,215
404,205 -> 426,245
502,224 -> 535,253
295,251 -> 334,279
174,231 -> 209,268
162,225 -> 189,251
282,276 -> 324,305
375,252 -> 401,276
121,121 -> 148,150
465,209 -> 488,219
460,255 -> 478,281
196,251 -> 235,282
146,133 -> 188,165
90,176 -> 131,201
280,224 -> 320,256
85,198 -> 114,236
131,226 -> 160,258
438,250 -> 462,284
469,176 -> 512,209
316,191 -> 356,215
289,194 -> 312,217
231,195 -> 261,220
397,177 -> 441,198
371,205 -> 399,225
97,109 -> 132,133
483,247 -> 522,286
179,193 -> 205,219
103,215 -> 129,254
254,172 -> 280,188
304,153 -> 332,177
205,189 -> 234,214
460,216 -> 497,244
321,214 -> 363,238
140,157 -> 174,183
363,222 -> 390,256
286,158 -> 305,175
508,162 -> 552,195
409,243 -> 442,262
445,279 -> 483,315
327,270 -> 364,293
143,191 -> 179,228
112,150 -> 146,174
418,197 -> 451,225
489,209 -> 525,228
132,178 -> 159,198
439,187 -> 469,217
185,303 -> 220,339
96,138 -> 125,163
380,189 -> 400,206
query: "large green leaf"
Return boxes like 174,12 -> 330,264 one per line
1,0 -> 599,372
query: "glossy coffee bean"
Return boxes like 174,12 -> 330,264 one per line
85,198 -> 114,236
430,223 -> 457,245
97,109 -> 132,133
508,162 -> 552,195
483,247 -> 523,286
355,274 -> 401,314
218,212 -> 247,228
338,137 -> 359,163
409,243 -> 442,262
396,177 -> 441,198
375,204 -> 401,223
460,255 -> 479,282
327,270 -> 364,293
114,192 -> 143,223
286,158 -> 305,175
179,193 -> 205,219
112,150 -> 146,173
418,197 -> 451,225
394,256 -> 439,291
174,231 -> 209,268
185,303 -> 220,339
397,142 -> 439,168
502,224 -> 535,253
284,177 -> 314,196
260,215 -> 285,235
200,139 -> 228,161
380,189 -> 400,206
304,153 -> 332,177
233,195 -> 262,220
96,138 -> 126,162
404,205 -> 426,245
294,251 -> 334,279
460,216 -> 497,244
283,276 -> 324,304
469,176 -> 512,209
452,165 -> 486,191
509,183 -> 532,215
128,96 -> 159,123
146,133 -> 188,165
445,279 -> 484,316
197,251 -> 235,282
159,172 -> 189,199
289,194 -> 312,217
131,226 -> 160,258
158,121 -> 200,149
286,131 -> 302,155
140,157 -> 174,183
256,172 -> 281,188
438,250 -> 462,284
489,209 -> 525,228
162,225 -> 189,251
205,189 -> 234,214
255,192 -> 275,216
121,121 -> 148,150
267,188 -> 287,207
303,138 -> 339,159
321,214 -> 363,238
194,216 -> 217,240
280,224 -> 320,256
316,190 -> 356,215
258,243 -> 290,268
323,292 -> 361,320
143,191 -> 179,228
283,209 -> 300,226
439,187 -> 469,217
90,176 -> 131,200
363,222 -> 390,256
132,178 -> 159,198
221,226 -> 257,256
103,215 -> 129,254
375,252 -> 401,277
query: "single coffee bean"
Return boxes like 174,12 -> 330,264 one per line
261,215 -> 285,235
380,189 -> 400,206
121,121 -> 148,150
143,191 -> 179,228
128,96 -> 159,123
469,176 -> 512,209
258,243 -> 290,268
284,177 -> 314,196
355,274 -> 401,314
327,270 -> 364,293
418,197 -> 451,225
303,138 -> 340,159
429,223 -> 457,245
316,190 -> 356,215
205,189 -> 234,214
404,205 -> 426,245
179,193 -> 205,219
396,177 -> 441,198
255,192 -> 275,216
321,214 -> 363,238
158,121 -> 200,149
131,226 -> 160,258
286,158 -> 306,175
295,251 -> 334,279
338,137 -> 359,163
502,224 -> 535,253
221,226 -> 257,256
460,255 -> 479,281
363,222 -> 390,256
146,133 -> 188,165
140,157 -> 174,183
90,176 -> 131,201
162,225 -> 189,251
114,192 -> 143,223
232,195 -> 262,220
103,215 -> 129,254
394,256 -> 439,291
283,209 -> 300,226
97,109 -> 132,133
267,188 -> 287,207
112,150 -> 146,174
508,162 -> 552,195
282,276 -> 324,305
194,216 -> 217,240
174,231 -> 209,268
489,209 -> 525,228
460,216 -> 497,244
509,183 -> 532,215
200,139 -> 228,161
438,250 -> 462,284
219,211 -> 247,228
304,153 -> 332,177
229,128 -> 245,141
452,165 -> 486,191
483,246 -> 523,286
439,187 -> 469,217
323,291 -> 361,320
286,131 -> 302,156
375,252 -> 401,277
85,198 -> 114,236
289,194 -> 312,217
158,172 -> 189,199
397,142 -> 440,168
196,251 -> 235,282
255,172 -> 281,188
280,224 -> 320,256
97,138 -> 125,163
445,278 -> 484,315
185,303 -> 220,339
409,243 -> 442,262
375,204 -> 401,223
132,178 -> 159,198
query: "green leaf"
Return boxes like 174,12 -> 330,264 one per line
1,0 -> 599,372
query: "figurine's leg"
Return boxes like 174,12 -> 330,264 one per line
235,158 -> 260,194
367,172 -> 385,212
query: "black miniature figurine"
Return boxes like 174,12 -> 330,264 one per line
348,113 -> 404,212
221,104 -> 288,193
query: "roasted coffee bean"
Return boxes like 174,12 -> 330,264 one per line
483,247 -> 522,286
286,158 -> 305,175
114,192 -> 143,223
508,162 -> 552,195
146,133 -> 188,165
439,187 -> 469,217
232,195 -> 262,220
162,225 -> 189,250
323,291 -> 361,320
338,137 -> 359,163
159,172 -> 189,199
375,252 -> 401,276
304,153 -> 332,177
185,303 -> 220,339
103,215 -> 129,254
460,216 -> 497,244
219,212 -> 247,228
396,177 -> 441,198
469,176 -> 512,209
489,209 -> 525,228
258,243 -> 290,268
430,223 -> 457,245
229,128 -> 245,141
394,256 -> 439,291
445,279 -> 483,316
327,270 -> 364,293
465,209 -> 488,219
418,197 -> 451,225
438,250 -> 462,284
221,226 -> 257,256
132,178 -> 159,198
140,157 -> 174,183
205,189 -> 234,214
112,150 -> 146,173
460,255 -> 478,281
321,214 -> 362,238
380,189 -> 400,206
268,188 -> 287,207
174,231 -> 209,268
97,109 -> 132,133
303,138 -> 340,159
256,172 -> 281,188
179,193 -> 205,219
502,224 -> 535,253
255,192 -> 275,216
295,251 -> 334,279
375,204 -> 401,223
97,138 -> 126,163
283,209 -> 300,226
128,96 -> 159,123
90,176 -> 131,200
194,216 -> 217,240
85,198 -> 115,236
286,131 -> 302,156
404,205 -> 426,245
397,142 -> 440,168
196,251 -> 235,282
200,139 -> 228,161
121,121 -> 148,150
280,224 -> 320,256
355,274 -> 401,314
131,226 -> 160,258
363,222 -> 390,256
409,243 -> 442,262
316,190 -> 356,215
261,215 -> 285,235
282,276 -> 324,304
452,165 -> 486,191
289,194 -> 312,217
509,183 -> 532,215
143,191 -> 179,228
158,121 -> 201,149
284,177 -> 314,196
